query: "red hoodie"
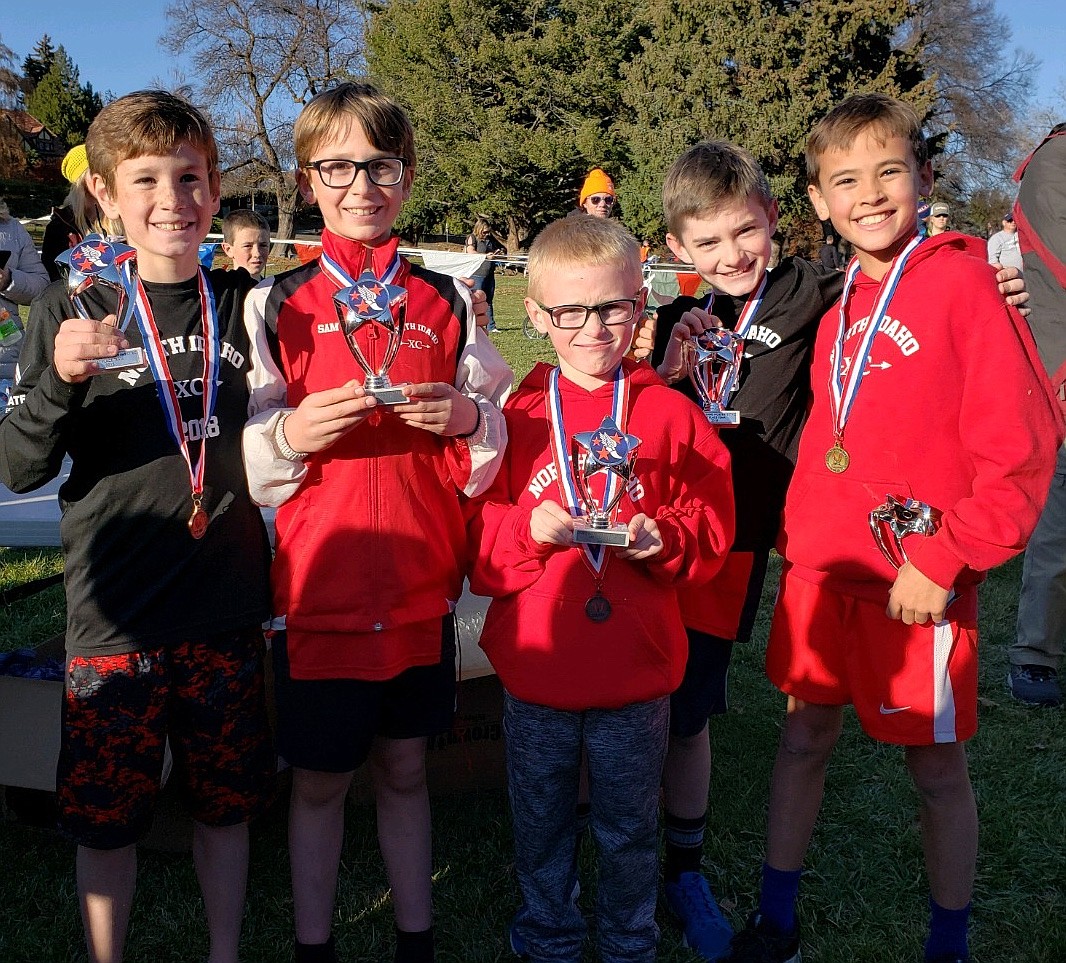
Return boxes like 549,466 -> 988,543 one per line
468,359 -> 734,710
778,232 -> 1062,607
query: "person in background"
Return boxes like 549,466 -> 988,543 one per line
818,233 -> 842,270
41,144 -> 121,283
221,209 -> 271,280
0,196 -> 50,383
576,168 -> 616,219
465,217 -> 507,332
986,212 -> 1023,271
926,201 -> 951,236
1008,122 -> 1066,707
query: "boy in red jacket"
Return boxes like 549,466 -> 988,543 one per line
242,84 -> 512,963
468,215 -> 734,963
722,94 -> 1062,963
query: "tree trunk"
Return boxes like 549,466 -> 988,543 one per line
273,184 -> 301,257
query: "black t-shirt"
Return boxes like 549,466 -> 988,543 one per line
0,268 -> 271,656
651,256 -> 844,551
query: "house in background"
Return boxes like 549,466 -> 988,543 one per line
0,109 -> 67,181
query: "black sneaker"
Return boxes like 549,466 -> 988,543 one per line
1007,664 -> 1062,707
721,913 -> 800,963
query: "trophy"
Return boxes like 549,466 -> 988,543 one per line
55,235 -> 146,371
571,416 -> 641,547
688,327 -> 744,426
332,270 -> 411,405
868,494 -> 943,569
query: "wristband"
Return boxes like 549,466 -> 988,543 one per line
274,411 -> 308,462
456,399 -> 483,440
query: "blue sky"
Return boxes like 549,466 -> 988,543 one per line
3,1 -> 1064,113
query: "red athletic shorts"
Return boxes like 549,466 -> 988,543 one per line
58,628 -> 275,850
765,568 -> 978,746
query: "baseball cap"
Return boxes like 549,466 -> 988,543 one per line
1003,212 -> 1014,222
930,202 -> 950,217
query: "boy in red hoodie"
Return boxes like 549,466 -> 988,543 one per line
241,83 -> 512,963
721,94 -> 1062,963
468,215 -> 734,963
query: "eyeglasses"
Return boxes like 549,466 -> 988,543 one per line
304,157 -> 406,188
587,194 -> 615,206
535,296 -> 642,329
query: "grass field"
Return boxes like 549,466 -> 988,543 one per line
1,273 -> 1063,962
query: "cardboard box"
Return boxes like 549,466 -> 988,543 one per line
0,634 -> 64,793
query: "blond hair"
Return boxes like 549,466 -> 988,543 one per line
294,83 -> 415,169
662,141 -> 773,236
86,90 -> 218,194
806,93 -> 927,186
526,216 -> 641,302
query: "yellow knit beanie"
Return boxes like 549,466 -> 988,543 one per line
579,168 -> 615,205
61,144 -> 89,184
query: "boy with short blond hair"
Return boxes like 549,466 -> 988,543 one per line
222,208 -> 270,279
241,82 -> 511,963
468,214 -> 733,963
722,92 -> 1061,963
0,89 -> 274,963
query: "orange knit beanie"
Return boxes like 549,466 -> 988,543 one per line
579,168 -> 615,205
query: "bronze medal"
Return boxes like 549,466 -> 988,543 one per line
188,499 -> 208,539
585,592 -> 612,622
825,445 -> 850,474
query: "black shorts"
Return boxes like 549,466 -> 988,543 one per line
272,615 -> 458,773
58,628 -> 275,850
669,629 -> 735,737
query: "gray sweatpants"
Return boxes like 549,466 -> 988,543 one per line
504,691 -> 670,963
1013,445 -> 1066,669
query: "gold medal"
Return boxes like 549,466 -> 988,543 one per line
825,445 -> 850,473
188,495 -> 208,539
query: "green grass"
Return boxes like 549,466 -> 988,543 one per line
1,280 -> 1063,962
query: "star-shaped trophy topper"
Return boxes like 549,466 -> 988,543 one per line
692,327 -> 741,367
573,415 -> 642,477
333,269 -> 407,338
55,234 -> 136,299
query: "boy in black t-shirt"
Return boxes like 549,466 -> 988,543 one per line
0,90 -> 273,963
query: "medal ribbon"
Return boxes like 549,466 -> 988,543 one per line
123,261 -> 220,507
713,270 -> 767,404
829,236 -> 922,443
546,364 -> 630,574
319,248 -> 403,290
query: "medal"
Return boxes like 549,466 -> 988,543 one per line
827,237 -> 922,472
124,259 -> 220,540
585,591 -> 612,622
825,445 -> 850,473
188,496 -> 209,539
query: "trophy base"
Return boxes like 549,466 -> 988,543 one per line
96,347 -> 147,372
366,384 -> 411,405
574,524 -> 630,547
704,407 -> 740,426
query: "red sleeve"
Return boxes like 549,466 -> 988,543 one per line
907,297 -> 1064,588
642,418 -> 735,587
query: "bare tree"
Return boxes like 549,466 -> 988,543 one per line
901,0 -> 1037,196
162,0 -> 369,248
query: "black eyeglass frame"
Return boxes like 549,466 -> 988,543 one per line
533,293 -> 646,330
304,156 -> 407,188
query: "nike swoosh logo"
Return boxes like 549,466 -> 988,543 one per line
879,703 -> 911,715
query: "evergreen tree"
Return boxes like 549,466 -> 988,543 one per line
21,35 -> 57,93
25,46 -> 103,146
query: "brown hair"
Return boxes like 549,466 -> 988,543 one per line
222,208 -> 270,245
662,141 -> 773,236
86,90 -> 219,193
806,93 -> 927,186
294,83 -> 416,170
526,216 -> 641,302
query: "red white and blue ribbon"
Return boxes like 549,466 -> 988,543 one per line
546,364 -> 630,573
319,248 -> 403,291
122,260 -> 220,506
828,235 -> 923,444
